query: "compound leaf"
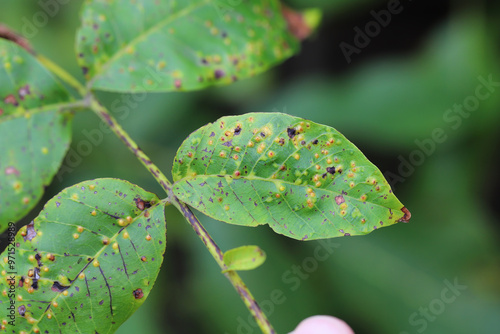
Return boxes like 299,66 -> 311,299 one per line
76,0 -> 300,92
222,245 -> 266,273
0,39 -> 73,233
0,178 -> 166,333
172,113 -> 410,240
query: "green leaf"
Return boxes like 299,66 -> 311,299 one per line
0,39 -> 73,233
76,0 -> 300,92
172,112 -> 410,240
0,178 -> 166,333
222,245 -> 266,273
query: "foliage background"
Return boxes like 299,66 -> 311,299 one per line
1,0 -> 500,333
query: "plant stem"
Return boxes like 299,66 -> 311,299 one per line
90,97 -> 276,334
37,54 -> 87,97
171,197 -> 276,334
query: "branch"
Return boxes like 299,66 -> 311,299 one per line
91,97 -> 276,334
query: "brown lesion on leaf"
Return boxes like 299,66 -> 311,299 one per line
133,288 -> 144,299
5,166 -> 20,176
4,94 -> 19,107
335,195 -> 345,205
397,207 -> 412,223
134,197 -> 152,211
281,5 -> 313,41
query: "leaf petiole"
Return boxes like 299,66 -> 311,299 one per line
37,53 -> 87,97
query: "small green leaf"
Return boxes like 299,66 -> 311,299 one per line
0,178 -> 166,333
222,245 -> 266,273
172,112 -> 410,240
76,0 -> 300,92
0,39 -> 73,233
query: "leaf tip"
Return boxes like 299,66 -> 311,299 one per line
397,207 -> 412,223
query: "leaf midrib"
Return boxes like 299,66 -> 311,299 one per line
173,174 -> 396,210
0,101 -> 76,124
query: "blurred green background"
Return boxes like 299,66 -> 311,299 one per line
2,0 -> 500,333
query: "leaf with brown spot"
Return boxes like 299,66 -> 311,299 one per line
0,39 -> 75,233
76,0 -> 305,92
0,178 -> 167,333
172,112 -> 409,240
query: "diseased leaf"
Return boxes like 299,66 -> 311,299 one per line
76,0 -> 300,92
222,245 -> 266,273
0,39 -> 73,233
0,178 -> 166,333
172,113 -> 410,240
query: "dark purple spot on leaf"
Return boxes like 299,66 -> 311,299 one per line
51,281 -> 70,293
287,127 -> 297,139
214,69 -> 225,79
18,85 -> 30,100
24,221 -> 36,242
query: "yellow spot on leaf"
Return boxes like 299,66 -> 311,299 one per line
157,60 -> 166,69
125,46 -> 135,54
